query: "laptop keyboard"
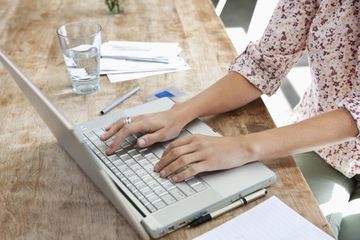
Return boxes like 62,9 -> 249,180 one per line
83,128 -> 208,213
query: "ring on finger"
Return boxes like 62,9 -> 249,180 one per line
123,116 -> 132,125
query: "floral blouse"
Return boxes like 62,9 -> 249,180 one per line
229,0 -> 360,178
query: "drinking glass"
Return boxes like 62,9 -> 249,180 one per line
57,22 -> 102,94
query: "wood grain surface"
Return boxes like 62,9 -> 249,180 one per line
0,0 -> 333,239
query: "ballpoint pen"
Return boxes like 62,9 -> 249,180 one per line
188,188 -> 268,228
100,86 -> 140,115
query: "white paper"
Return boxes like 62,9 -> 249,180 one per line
195,196 -> 334,240
100,41 -> 190,83
101,41 -> 182,63
100,57 -> 189,74
106,66 -> 190,83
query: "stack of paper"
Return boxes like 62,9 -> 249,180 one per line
100,41 -> 190,83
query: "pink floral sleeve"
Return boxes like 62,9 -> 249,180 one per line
229,0 -> 319,96
338,93 -> 360,138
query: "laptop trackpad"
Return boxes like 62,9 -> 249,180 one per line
201,161 -> 275,197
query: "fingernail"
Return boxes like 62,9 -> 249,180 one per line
106,148 -> 112,155
160,170 -> 166,177
137,138 -> 146,147
154,164 -> 159,172
172,175 -> 179,182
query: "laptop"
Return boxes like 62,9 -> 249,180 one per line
0,49 -> 276,239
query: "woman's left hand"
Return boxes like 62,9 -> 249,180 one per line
154,135 -> 256,182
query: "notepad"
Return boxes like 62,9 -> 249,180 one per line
194,196 -> 334,240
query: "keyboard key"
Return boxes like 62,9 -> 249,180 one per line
162,180 -> 176,191
114,170 -> 123,178
138,196 -> 150,207
156,176 -> 169,184
153,200 -> 167,210
146,204 -> 157,213
93,128 -> 106,136
122,170 -> 133,178
142,175 -> 153,183
153,186 -> 167,196
134,132 -> 143,138
185,177 -> 201,186
120,154 -> 132,162
128,149 -> 139,157
137,158 -> 150,166
133,154 -> 145,161
192,182 -> 208,192
176,182 -> 196,196
143,163 -> 154,172
146,153 -> 159,165
128,175 -> 141,184
147,180 -> 161,189
126,135 -> 137,145
107,155 -> 118,162
169,188 -> 186,201
160,193 -> 176,205
112,159 -> 126,168
121,142 -> 131,148
117,164 -> 130,173
125,158 -> 136,166
146,193 -> 161,204
127,184 -> 137,193
135,181 -> 147,191
137,169 -> 148,178
132,190 -> 142,198
104,139 -> 112,146
122,178 -> 132,187
115,149 -> 126,156
139,186 -> 152,197
96,143 -> 107,153
148,144 -> 164,157
139,152 -> 152,160
130,163 -> 142,172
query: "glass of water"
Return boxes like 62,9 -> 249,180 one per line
57,22 -> 102,94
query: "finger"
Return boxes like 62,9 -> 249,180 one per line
101,119 -> 124,141
101,116 -> 140,141
162,135 -> 193,157
106,121 -> 144,155
159,151 -> 202,178
172,161 -> 209,182
105,121 -> 118,131
155,143 -> 196,172
137,129 -> 168,148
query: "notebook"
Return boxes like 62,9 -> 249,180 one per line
195,196 -> 334,240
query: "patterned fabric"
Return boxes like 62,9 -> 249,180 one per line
229,0 -> 360,177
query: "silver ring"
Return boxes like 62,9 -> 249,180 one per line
123,116 -> 132,125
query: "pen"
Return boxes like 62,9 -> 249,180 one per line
100,86 -> 140,115
188,188 -> 267,228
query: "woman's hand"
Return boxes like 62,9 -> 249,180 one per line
100,103 -> 195,155
154,135 -> 257,182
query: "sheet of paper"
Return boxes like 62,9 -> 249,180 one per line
100,57 -> 189,74
195,196 -> 334,240
101,41 -> 182,62
106,66 -> 190,83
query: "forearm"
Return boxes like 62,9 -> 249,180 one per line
248,109 -> 359,161
173,72 -> 262,121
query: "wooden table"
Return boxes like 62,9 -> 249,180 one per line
0,0 -> 333,239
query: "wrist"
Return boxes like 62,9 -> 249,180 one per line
170,101 -> 199,124
239,133 -> 264,161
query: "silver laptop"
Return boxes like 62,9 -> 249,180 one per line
0,49 -> 276,239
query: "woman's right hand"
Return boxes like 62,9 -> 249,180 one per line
100,103 -> 195,155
